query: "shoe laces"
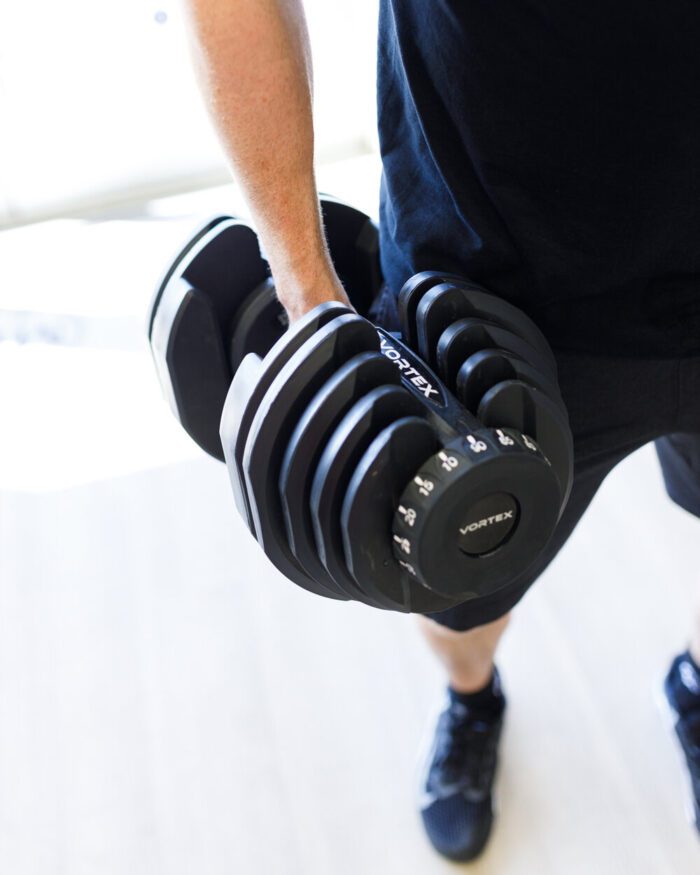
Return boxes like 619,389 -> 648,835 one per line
430,702 -> 502,795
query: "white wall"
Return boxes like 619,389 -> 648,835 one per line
0,0 -> 379,227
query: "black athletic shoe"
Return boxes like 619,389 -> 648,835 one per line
419,670 -> 506,862
662,652 -> 700,832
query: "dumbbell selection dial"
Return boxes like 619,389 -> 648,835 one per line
391,428 -> 561,599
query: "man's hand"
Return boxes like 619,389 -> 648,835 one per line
184,0 -> 348,322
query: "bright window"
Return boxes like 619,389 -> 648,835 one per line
0,1 -> 378,226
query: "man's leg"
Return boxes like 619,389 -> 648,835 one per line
418,613 -> 510,693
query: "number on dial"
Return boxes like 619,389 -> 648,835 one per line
414,475 -> 435,497
522,435 -> 538,452
496,429 -> 515,447
466,435 -> 488,454
393,534 -> 411,555
438,451 -> 459,472
398,505 -> 417,527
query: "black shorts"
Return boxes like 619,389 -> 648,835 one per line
370,289 -> 700,632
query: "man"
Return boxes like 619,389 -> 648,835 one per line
185,0 -> 700,861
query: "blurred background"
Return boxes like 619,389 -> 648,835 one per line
0,2 -> 698,873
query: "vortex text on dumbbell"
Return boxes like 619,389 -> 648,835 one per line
379,337 -> 440,399
459,511 -> 514,535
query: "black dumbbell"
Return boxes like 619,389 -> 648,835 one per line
149,199 -> 573,612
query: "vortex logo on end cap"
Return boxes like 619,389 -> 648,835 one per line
458,492 -> 519,556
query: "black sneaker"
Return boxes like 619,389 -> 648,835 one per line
419,669 -> 506,862
662,652 -> 700,832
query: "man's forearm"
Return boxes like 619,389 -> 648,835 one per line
185,0 -> 348,317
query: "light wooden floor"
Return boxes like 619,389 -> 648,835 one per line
1,171 -> 700,873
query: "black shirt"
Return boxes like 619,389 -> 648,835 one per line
377,0 -> 700,356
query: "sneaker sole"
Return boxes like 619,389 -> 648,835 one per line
653,674 -> 698,830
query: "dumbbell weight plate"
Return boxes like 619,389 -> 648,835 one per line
220,301 -> 352,532
341,417 -> 466,613
318,193 -> 383,317
310,385 -> 425,602
243,314 -> 381,599
436,317 -> 559,389
148,215 -> 233,339
477,380 -> 574,509
415,283 -> 555,371
398,272 -> 555,372
398,271 -> 476,350
279,351 -> 400,608
456,349 -> 565,416
150,218 -> 269,460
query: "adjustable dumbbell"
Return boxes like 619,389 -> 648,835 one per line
149,198 -> 573,613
